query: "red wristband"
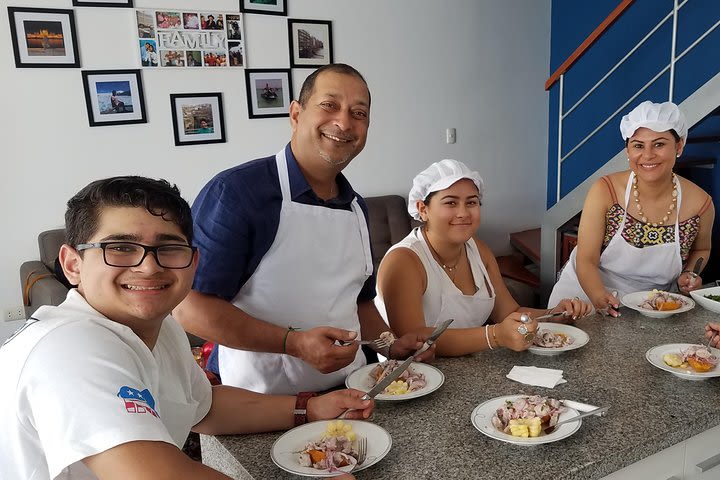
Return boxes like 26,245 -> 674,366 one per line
293,392 -> 317,426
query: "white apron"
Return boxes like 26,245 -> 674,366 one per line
548,172 -> 683,305
376,228 -> 496,329
218,149 -> 372,394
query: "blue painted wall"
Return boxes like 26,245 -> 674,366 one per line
546,0 -> 720,207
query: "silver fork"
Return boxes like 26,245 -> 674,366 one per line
354,435 -> 367,468
340,338 -> 392,349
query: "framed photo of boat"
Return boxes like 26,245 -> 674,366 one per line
81,69 -> 147,127
287,19 -> 333,68
170,92 -> 226,146
244,68 -> 293,119
240,0 -> 287,17
8,7 -> 80,68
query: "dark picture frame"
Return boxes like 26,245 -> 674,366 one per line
170,92 -> 226,146
72,0 -> 134,7
81,69 -> 147,127
287,19 -> 333,68
244,69 -> 293,119
240,0 -> 287,16
8,7 -> 80,68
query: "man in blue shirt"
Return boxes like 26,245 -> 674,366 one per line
174,64 -> 432,394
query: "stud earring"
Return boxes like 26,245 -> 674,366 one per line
676,154 -> 680,158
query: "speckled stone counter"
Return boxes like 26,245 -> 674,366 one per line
201,305 -> 720,479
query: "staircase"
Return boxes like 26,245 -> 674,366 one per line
541,0 -> 720,300
497,228 -> 541,289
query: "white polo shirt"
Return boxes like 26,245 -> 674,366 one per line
0,290 -> 212,480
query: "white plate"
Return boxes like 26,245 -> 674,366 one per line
470,395 -> 581,445
528,323 -> 590,356
270,420 -> 391,477
621,291 -> 695,318
645,343 -> 720,381
345,362 -> 444,401
689,286 -> 720,314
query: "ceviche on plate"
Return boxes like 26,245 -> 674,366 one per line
527,323 -> 589,356
345,360 -> 444,401
646,343 -> 720,381
621,290 -> 695,318
471,395 -> 581,445
271,420 -> 391,477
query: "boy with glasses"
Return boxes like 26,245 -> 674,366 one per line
0,176 -> 372,480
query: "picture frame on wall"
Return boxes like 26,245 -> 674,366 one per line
72,0 -> 134,7
244,69 -> 293,119
8,7 -> 80,68
287,19 -> 333,68
81,69 -> 147,127
170,92 -> 226,146
240,0 -> 287,17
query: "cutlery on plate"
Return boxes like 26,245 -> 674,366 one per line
543,405 -> 609,434
337,319 -> 453,418
560,399 -> 602,413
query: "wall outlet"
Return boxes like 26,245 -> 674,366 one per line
4,306 -> 25,322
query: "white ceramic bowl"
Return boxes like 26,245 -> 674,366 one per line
689,286 -> 720,314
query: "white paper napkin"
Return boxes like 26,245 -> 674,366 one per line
506,366 -> 567,388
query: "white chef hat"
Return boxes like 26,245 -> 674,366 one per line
619,100 -> 688,141
407,159 -> 484,220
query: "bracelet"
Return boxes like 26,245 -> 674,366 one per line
491,325 -> 498,347
485,325 -> 494,350
282,326 -> 300,354
293,391 -> 317,426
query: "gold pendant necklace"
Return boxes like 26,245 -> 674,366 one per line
632,173 -> 677,227
425,232 -> 463,279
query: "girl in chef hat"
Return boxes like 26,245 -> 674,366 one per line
376,159 -> 591,356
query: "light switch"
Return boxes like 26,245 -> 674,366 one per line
446,128 -> 456,144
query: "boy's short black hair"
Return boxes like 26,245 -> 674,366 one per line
65,176 -> 193,247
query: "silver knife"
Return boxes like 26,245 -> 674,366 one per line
690,257 -> 704,278
360,356 -> 415,400
533,311 -> 567,321
361,318 -> 453,400
412,318 -> 454,357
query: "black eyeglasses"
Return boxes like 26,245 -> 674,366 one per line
75,241 -> 196,269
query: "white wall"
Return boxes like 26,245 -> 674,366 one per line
1,0 -> 551,338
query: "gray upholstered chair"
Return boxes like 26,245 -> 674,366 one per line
20,228 -> 68,317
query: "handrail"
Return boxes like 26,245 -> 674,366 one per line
545,0 -> 635,91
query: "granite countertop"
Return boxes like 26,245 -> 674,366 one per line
202,303 -> 720,480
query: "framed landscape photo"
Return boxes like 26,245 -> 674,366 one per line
81,69 -> 147,127
8,7 -> 80,68
244,69 -> 292,119
72,0 -> 133,7
287,19 -> 333,68
240,0 -> 287,16
170,93 -> 226,146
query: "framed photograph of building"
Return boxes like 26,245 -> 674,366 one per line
244,69 -> 292,119
8,7 -> 80,68
287,19 -> 333,68
81,69 -> 147,127
240,0 -> 287,16
170,92 -> 226,146
72,0 -> 133,7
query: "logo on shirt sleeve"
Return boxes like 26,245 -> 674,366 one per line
117,386 -> 159,418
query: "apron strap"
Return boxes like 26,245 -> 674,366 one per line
275,149 -> 292,202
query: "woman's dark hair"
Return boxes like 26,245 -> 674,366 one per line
65,176 -> 193,247
625,129 -> 681,146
